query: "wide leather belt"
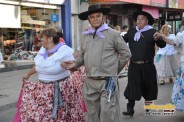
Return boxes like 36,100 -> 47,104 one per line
131,60 -> 151,64
88,76 -> 107,80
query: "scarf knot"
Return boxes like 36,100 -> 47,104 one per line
82,23 -> 110,39
134,25 -> 153,41
39,42 -> 65,59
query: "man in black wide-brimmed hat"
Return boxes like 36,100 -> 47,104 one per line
122,11 -> 167,117
62,4 -> 131,122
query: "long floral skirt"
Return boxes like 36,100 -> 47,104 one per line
172,66 -> 184,111
19,67 -> 86,122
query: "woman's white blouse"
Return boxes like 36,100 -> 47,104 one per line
156,34 -> 177,55
34,45 -> 74,82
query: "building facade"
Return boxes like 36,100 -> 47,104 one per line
87,0 -> 184,33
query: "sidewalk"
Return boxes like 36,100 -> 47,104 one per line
0,60 -> 34,73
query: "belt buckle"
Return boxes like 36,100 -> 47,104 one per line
137,61 -> 144,64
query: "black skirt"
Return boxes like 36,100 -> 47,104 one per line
124,62 -> 158,101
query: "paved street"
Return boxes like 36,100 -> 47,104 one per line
0,69 -> 184,122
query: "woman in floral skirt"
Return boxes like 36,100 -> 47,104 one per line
15,28 -> 85,122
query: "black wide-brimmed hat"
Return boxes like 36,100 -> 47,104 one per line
78,5 -> 111,20
133,11 -> 154,25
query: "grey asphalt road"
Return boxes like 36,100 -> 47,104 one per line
0,69 -> 184,122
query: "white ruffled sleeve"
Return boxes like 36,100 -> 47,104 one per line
53,45 -> 74,61
169,34 -> 176,42
34,45 -> 74,68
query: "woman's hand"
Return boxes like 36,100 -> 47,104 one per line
22,66 -> 36,82
22,74 -> 30,82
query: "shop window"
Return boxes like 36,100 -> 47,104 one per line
0,6 -> 61,61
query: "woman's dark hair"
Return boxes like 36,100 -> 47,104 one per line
122,25 -> 128,30
57,31 -> 63,38
55,26 -> 63,38
40,28 -> 60,44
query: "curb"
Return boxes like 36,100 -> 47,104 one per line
0,65 -> 33,73
0,102 -> 16,113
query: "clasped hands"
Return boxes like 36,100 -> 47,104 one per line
153,32 -> 162,41
61,61 -> 77,72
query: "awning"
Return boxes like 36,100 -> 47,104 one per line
22,0 -> 65,5
142,6 -> 159,19
90,0 -> 167,7
0,0 -> 62,9
0,4 -> 21,28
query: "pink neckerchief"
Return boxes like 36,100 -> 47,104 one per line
39,42 -> 65,59
82,23 -> 110,39
134,25 -> 153,41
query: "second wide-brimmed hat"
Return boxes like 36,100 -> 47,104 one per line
78,5 -> 111,20
133,11 -> 154,25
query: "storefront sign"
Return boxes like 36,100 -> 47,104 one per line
48,0 -> 65,4
167,12 -> 183,21
21,15 -> 45,25
50,14 -> 59,22
168,0 -> 178,8
150,0 -> 166,7
90,0 -> 167,7
0,4 -> 21,28
168,0 -> 184,9
178,0 -> 184,9
118,0 -> 151,5
22,0 -> 65,5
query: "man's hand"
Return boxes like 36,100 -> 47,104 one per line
153,32 -> 162,41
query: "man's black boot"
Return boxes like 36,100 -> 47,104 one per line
123,99 -> 135,117
123,108 -> 134,117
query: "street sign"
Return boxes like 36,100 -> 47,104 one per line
50,14 -> 59,22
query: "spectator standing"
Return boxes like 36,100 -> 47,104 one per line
121,25 -> 129,36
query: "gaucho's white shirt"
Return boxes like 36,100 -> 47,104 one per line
34,45 -> 74,82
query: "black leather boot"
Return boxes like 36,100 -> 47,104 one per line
123,108 -> 134,117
